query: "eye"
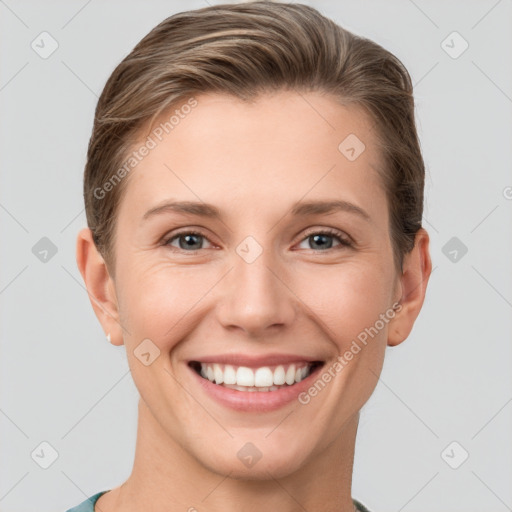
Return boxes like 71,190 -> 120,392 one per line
296,228 -> 353,251
162,228 -> 353,253
163,230 -> 214,251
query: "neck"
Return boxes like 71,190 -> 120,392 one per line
105,398 -> 358,512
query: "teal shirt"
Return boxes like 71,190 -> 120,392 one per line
65,491 -> 108,512
66,490 -> 372,511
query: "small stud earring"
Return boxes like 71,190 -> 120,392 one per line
106,332 -> 111,343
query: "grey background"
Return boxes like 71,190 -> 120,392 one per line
0,1 -> 511,511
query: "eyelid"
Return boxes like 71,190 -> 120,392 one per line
162,228 -> 216,251
298,226 -> 353,245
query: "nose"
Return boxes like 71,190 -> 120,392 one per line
216,246 -> 297,337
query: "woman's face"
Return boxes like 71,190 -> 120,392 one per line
101,90 -> 408,478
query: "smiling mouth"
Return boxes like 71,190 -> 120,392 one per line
189,361 -> 324,392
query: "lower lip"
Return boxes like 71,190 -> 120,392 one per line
189,364 -> 323,412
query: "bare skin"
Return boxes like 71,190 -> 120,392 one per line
76,90 -> 431,512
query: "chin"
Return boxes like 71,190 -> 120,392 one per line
190,431 -> 314,480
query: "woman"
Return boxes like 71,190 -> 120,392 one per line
71,2 -> 431,511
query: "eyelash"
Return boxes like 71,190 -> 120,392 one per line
162,227 -> 353,253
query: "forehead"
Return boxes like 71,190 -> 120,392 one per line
118,90 -> 385,222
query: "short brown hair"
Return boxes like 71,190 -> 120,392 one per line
84,1 -> 425,276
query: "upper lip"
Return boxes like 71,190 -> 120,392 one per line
188,353 -> 324,368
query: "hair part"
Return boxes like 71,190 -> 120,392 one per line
84,1 -> 425,276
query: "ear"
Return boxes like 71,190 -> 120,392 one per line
387,228 -> 432,347
75,227 -> 124,346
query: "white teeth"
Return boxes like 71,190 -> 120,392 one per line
196,361 -> 315,390
224,383 -> 282,392
223,365 -> 236,385
236,366 -> 255,387
254,367 -> 274,387
285,364 -> 296,385
296,367 -> 309,382
273,365 -> 286,385
213,363 -> 223,384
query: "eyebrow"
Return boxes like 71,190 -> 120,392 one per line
141,199 -> 371,223
291,199 -> 370,221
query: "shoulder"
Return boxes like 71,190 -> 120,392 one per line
353,498 -> 373,512
65,491 -> 110,512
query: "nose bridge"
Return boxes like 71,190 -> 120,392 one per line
217,236 -> 295,334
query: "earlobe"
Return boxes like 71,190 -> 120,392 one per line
75,227 -> 124,346
387,228 -> 432,347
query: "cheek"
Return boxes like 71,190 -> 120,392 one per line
293,260 -> 394,348
117,244 -> 395,356
117,260 -> 217,349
